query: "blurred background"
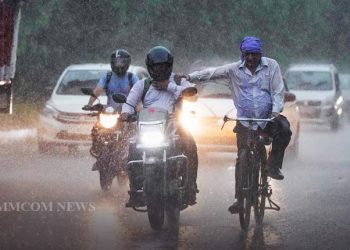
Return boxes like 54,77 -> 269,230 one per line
11,0 -> 350,100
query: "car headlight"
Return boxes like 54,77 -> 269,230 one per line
99,113 -> 119,128
335,96 -> 344,110
42,105 -> 59,118
139,123 -> 165,147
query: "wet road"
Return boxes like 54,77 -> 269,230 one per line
0,123 -> 350,249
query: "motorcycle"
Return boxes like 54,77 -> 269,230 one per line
81,88 -> 130,190
113,87 -> 197,230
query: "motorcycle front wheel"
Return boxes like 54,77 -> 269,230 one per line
99,168 -> 114,191
165,179 -> 181,230
145,165 -> 164,230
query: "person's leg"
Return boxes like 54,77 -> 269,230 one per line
265,115 -> 292,180
185,134 -> 198,205
177,126 -> 199,205
228,122 -> 247,213
90,124 -> 99,155
125,141 -> 144,207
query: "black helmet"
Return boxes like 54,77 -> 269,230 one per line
145,46 -> 173,81
110,49 -> 131,76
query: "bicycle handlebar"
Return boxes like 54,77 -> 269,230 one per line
221,115 -> 275,130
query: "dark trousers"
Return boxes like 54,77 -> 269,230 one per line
234,115 -> 292,197
176,126 -> 199,192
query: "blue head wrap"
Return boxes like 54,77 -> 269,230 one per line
240,36 -> 262,61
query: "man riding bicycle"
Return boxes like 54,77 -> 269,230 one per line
175,36 -> 292,213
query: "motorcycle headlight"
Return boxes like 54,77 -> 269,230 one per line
180,100 -> 197,133
180,111 -> 197,133
335,96 -> 344,110
139,123 -> 165,147
99,113 -> 119,128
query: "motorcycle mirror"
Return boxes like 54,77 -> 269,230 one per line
284,92 -> 296,102
81,88 -> 96,98
112,93 -> 127,103
181,87 -> 197,97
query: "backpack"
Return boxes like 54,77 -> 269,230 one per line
104,71 -> 133,96
142,77 -> 152,103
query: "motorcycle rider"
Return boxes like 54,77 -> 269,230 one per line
120,46 -> 199,206
175,36 -> 292,213
83,49 -> 139,164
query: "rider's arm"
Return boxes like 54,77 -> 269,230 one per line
188,64 -> 231,82
87,75 -> 107,106
131,73 -> 139,86
270,61 -> 285,113
121,79 -> 144,114
167,77 -> 192,99
87,86 -> 103,106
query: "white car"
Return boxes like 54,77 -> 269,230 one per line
180,79 -> 300,156
37,64 -> 149,152
339,73 -> 350,119
284,64 -> 344,131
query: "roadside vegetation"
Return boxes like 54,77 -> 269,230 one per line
8,0 -> 350,112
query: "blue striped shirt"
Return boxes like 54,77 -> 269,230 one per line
189,57 -> 284,129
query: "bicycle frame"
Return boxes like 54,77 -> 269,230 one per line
222,116 -> 280,230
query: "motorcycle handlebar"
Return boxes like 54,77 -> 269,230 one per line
82,104 -> 104,112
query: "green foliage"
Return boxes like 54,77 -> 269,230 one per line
14,0 -> 350,99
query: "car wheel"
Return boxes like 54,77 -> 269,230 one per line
330,115 -> 339,132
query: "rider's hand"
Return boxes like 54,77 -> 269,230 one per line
174,73 -> 190,84
270,112 -> 280,119
82,104 -> 92,111
152,80 -> 169,91
120,112 -> 129,121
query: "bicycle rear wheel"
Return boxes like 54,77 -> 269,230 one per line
239,195 -> 252,230
254,150 -> 267,224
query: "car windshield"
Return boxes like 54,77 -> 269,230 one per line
339,74 -> 350,90
56,69 -> 107,95
285,71 -> 333,91
197,79 -> 231,98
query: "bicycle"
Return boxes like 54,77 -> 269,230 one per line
222,116 -> 280,230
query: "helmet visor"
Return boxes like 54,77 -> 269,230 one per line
111,57 -> 129,68
111,57 -> 129,76
148,63 -> 172,81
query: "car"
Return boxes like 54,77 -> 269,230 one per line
37,63 -> 149,152
339,73 -> 350,119
179,78 -> 300,157
284,64 -> 344,131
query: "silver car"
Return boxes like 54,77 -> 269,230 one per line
284,64 -> 344,131
339,73 -> 350,120
37,64 -> 149,152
